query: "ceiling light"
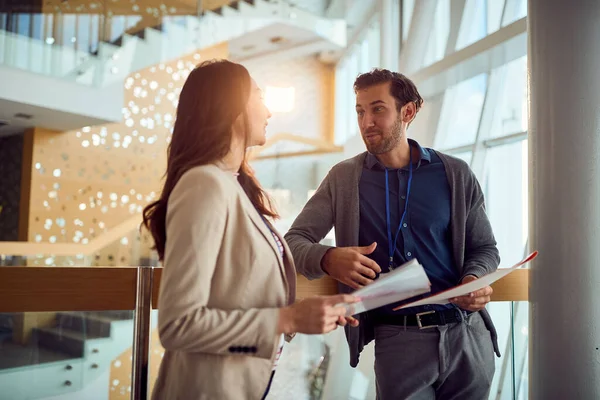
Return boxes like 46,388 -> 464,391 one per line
265,86 -> 295,113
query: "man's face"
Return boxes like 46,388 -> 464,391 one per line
355,82 -> 402,155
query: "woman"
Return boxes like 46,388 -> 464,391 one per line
143,59 -> 358,400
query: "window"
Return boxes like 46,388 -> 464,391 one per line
489,56 -> 528,138
422,0 -> 450,67
483,139 -> 528,265
434,73 -> 488,149
456,0 -> 488,50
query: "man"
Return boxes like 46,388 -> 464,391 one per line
284,69 -> 501,399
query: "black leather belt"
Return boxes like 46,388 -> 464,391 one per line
373,308 -> 467,329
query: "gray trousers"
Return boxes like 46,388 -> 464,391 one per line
374,312 -> 495,400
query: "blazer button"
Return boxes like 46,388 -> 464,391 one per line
250,346 -> 257,353
228,346 -> 237,353
242,347 -> 250,353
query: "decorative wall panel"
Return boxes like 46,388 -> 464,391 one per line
26,43 -> 228,267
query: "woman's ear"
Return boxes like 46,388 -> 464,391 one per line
231,112 -> 245,139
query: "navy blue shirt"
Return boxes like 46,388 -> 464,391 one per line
359,139 -> 460,317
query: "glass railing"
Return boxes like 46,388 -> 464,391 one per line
0,267 -> 138,400
0,12 -> 140,87
0,1 -> 346,88
0,264 -> 529,400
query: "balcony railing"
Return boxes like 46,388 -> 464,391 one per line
0,264 -> 529,400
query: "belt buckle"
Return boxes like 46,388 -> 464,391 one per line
416,310 -> 438,329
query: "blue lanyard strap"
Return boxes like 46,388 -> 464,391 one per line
385,150 -> 413,269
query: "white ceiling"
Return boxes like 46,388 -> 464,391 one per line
228,21 -> 343,63
0,97 -> 111,136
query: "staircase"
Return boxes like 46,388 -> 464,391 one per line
1,0 -> 346,88
0,311 -> 138,400
0,0 -> 345,132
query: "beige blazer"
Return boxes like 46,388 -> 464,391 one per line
151,164 -> 297,400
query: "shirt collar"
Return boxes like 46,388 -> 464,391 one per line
365,138 -> 431,170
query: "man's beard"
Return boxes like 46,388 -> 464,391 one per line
363,118 -> 402,155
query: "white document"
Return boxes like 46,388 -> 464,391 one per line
339,258 -> 432,316
393,251 -> 538,310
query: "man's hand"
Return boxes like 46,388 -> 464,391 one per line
336,315 -> 359,327
450,275 -> 493,312
321,242 -> 381,289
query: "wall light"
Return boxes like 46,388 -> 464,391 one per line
265,86 -> 295,113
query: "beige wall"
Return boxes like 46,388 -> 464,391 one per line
244,55 -> 336,145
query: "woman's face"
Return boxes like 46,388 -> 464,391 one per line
244,78 -> 272,147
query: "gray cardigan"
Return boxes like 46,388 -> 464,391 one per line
284,151 -> 501,367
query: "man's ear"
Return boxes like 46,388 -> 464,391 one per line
402,102 -> 417,124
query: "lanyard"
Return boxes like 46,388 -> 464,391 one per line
385,151 -> 413,270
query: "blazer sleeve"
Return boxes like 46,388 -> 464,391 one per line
157,170 -> 280,360
461,170 -> 501,279
284,171 -> 335,280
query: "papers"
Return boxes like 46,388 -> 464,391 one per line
339,258 -> 432,317
393,251 -> 538,310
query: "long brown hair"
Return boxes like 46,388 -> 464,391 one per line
142,59 -> 277,260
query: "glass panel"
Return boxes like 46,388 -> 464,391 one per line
410,92 -> 444,147
402,0 -> 415,42
77,15 -> 91,54
483,139 -> 528,266
0,310 -> 134,400
17,13 -> 30,37
489,56 -> 528,138
0,254 -> 90,267
422,0 -> 450,67
486,0 -> 505,34
452,150 -> 473,165
359,39 -> 370,73
110,16 -> 125,43
487,301 -> 515,399
62,14 -> 77,50
502,0 -> 527,27
0,13 -> 7,31
512,301 -> 529,399
31,13 -> 43,41
367,21 -> 380,68
486,300 -> 529,400
90,15 -> 100,53
434,73 -> 488,149
456,0 -> 487,50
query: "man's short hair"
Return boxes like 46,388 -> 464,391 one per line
354,69 -> 424,113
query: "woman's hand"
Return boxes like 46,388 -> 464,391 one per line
278,294 -> 359,335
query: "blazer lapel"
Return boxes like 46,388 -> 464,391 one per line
236,187 -> 289,290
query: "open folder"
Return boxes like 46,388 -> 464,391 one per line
339,251 -> 538,317
338,258 -> 432,316
393,251 -> 538,311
